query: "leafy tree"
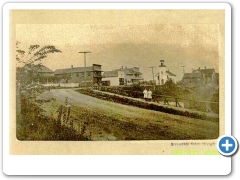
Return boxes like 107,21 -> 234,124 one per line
162,79 -> 178,96
16,41 -> 62,85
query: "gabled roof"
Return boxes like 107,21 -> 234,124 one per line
67,66 -> 93,73
102,70 -> 118,78
24,64 -> 53,73
166,70 -> 176,76
183,73 -> 203,79
38,65 -> 54,73
54,68 -> 70,75
193,68 -> 215,74
116,67 -> 142,75
54,65 -> 103,75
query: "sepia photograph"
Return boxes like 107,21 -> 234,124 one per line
3,2 -> 234,176
14,10 -> 222,142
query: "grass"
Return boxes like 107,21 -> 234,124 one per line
77,89 -> 218,122
17,96 -> 87,141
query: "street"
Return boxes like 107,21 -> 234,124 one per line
37,88 -> 219,140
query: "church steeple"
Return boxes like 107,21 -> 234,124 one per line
158,60 -> 167,85
159,60 -> 166,67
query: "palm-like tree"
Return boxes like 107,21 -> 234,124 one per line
16,41 -> 62,84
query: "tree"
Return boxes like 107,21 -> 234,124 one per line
162,79 -> 178,96
16,41 -> 62,85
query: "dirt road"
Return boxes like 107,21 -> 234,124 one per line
37,88 -> 219,140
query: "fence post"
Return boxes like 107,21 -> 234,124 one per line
57,105 -> 63,125
62,97 -> 71,125
70,120 -> 73,129
164,97 -> 169,105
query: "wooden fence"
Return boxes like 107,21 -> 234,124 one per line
55,100 -> 90,139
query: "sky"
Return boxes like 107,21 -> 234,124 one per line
16,23 -> 220,81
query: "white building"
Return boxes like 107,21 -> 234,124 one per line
102,66 -> 143,86
156,60 -> 176,85
102,70 -> 125,86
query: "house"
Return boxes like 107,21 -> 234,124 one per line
24,64 -> 55,84
117,66 -> 143,85
156,60 -> 176,85
192,67 -> 217,84
182,73 -> 204,88
37,65 -> 55,84
102,66 -> 143,86
182,67 -> 218,88
102,70 -> 125,86
54,64 -> 102,86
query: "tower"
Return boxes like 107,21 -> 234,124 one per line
158,60 -> 167,85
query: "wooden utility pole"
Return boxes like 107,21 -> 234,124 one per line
79,51 -> 91,87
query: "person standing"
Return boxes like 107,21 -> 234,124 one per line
147,89 -> 152,102
143,88 -> 148,101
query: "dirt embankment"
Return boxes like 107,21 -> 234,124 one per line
35,89 -> 219,140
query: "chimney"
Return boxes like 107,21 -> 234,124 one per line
121,66 -> 123,69
71,65 -> 73,69
199,67 -> 200,70
205,66 -> 206,69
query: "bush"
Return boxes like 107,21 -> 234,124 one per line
77,89 -> 218,121
17,97 -> 87,141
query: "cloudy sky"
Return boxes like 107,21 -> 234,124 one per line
16,23 -> 220,81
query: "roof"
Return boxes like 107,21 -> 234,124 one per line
93,64 -> 102,66
38,65 -> 54,73
193,68 -> 215,74
116,67 -> 142,75
24,64 -> 53,73
166,70 -> 176,76
102,70 -> 118,78
159,64 -> 166,67
67,66 -> 93,73
54,65 -> 103,75
54,68 -> 70,75
182,73 -> 203,79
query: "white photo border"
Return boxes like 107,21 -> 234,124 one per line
3,2 -> 232,175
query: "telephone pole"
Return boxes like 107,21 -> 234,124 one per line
79,51 -> 91,87
149,66 -> 156,85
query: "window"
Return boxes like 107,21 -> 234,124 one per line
88,72 -> 91,76
76,73 -> 79,77
119,78 -> 124,85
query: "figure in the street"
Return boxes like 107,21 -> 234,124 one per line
147,89 -> 152,102
143,87 -> 148,101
